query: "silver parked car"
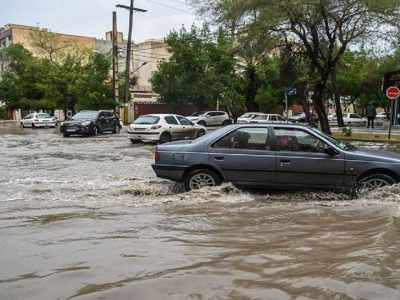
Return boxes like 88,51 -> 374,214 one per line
237,112 -> 266,123
186,111 -> 231,126
152,123 -> 400,192
20,113 -> 57,128
247,114 -> 288,124
128,114 -> 206,144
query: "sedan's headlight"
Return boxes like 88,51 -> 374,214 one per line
81,121 -> 91,126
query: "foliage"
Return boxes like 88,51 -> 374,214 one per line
0,41 -> 114,114
342,127 -> 352,136
192,0 -> 400,133
150,26 -> 245,113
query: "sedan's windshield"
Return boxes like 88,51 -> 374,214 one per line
134,116 -> 160,124
191,111 -> 207,116
239,113 -> 254,118
71,111 -> 98,120
310,127 -> 355,150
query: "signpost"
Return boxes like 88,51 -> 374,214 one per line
285,87 -> 297,122
386,86 -> 400,139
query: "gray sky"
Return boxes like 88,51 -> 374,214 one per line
0,0 -> 199,43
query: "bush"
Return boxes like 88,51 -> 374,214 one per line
342,127 -> 352,136
0,106 -> 5,120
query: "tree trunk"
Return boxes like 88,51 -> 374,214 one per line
313,83 -> 331,134
246,66 -> 260,112
298,82 -> 315,127
331,68 -> 345,127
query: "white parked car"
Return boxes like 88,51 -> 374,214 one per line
20,113 -> 57,128
237,112 -> 266,123
128,114 -> 207,144
247,114 -> 288,123
332,113 -> 367,126
327,113 -> 336,122
376,112 -> 390,120
186,111 -> 231,126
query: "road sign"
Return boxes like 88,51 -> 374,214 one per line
285,87 -> 297,95
386,86 -> 400,99
384,70 -> 400,93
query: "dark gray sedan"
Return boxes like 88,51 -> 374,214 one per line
152,123 -> 400,192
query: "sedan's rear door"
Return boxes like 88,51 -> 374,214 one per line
208,126 -> 276,186
163,115 -> 185,139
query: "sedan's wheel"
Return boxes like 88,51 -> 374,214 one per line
63,132 -> 70,137
197,120 -> 206,127
222,120 -> 230,126
130,139 -> 141,144
20,123 -> 24,128
357,173 -> 396,193
93,127 -> 99,136
159,132 -> 171,144
32,123 -> 36,129
196,129 -> 205,138
347,121 -> 352,126
185,169 -> 221,191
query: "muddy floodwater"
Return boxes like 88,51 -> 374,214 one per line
1,125 -> 400,300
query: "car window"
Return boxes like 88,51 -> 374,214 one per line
212,127 -> 271,150
134,115 -> 160,124
71,111 -> 99,120
240,113 -> 253,118
277,115 -> 285,121
104,112 -> 113,117
270,115 -> 277,121
191,111 -> 206,117
164,116 -> 179,125
274,128 -> 327,153
37,113 -> 51,119
176,116 -> 192,125
253,115 -> 268,120
24,114 -> 31,119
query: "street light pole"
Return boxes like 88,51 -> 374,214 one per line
117,1 -> 147,124
112,11 -> 120,117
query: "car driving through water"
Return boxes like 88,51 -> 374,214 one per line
152,123 -> 400,192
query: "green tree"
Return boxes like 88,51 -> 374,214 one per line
151,26 -> 244,113
192,0 -> 400,133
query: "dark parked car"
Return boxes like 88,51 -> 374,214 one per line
60,110 -> 121,137
152,123 -> 400,192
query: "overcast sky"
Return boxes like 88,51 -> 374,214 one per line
0,0 -> 200,43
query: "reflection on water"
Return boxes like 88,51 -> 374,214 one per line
0,127 -> 400,299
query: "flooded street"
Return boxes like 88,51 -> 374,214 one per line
1,126 -> 400,300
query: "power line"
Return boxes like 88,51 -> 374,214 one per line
145,0 -> 193,13
165,0 -> 191,6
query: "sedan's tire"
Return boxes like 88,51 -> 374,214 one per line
20,123 -> 24,128
32,123 -> 36,129
112,124 -> 120,134
159,132 -> 171,144
196,129 -> 206,138
347,121 -> 352,126
93,127 -> 99,136
63,132 -> 70,137
130,139 -> 141,144
222,120 -> 231,126
197,120 -> 206,127
356,173 -> 396,193
185,169 -> 221,191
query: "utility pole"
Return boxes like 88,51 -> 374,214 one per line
112,11 -> 120,117
117,0 -> 147,124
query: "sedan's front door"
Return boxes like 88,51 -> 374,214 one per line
209,127 -> 276,186
176,116 -> 197,138
273,127 -> 345,189
164,115 -> 185,139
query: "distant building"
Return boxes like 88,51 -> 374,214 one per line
0,23 -> 172,121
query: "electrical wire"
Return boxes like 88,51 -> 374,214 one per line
145,0 -> 193,13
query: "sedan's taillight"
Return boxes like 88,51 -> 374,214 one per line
151,125 -> 162,130
155,152 -> 160,161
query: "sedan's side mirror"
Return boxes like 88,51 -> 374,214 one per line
324,147 -> 339,156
